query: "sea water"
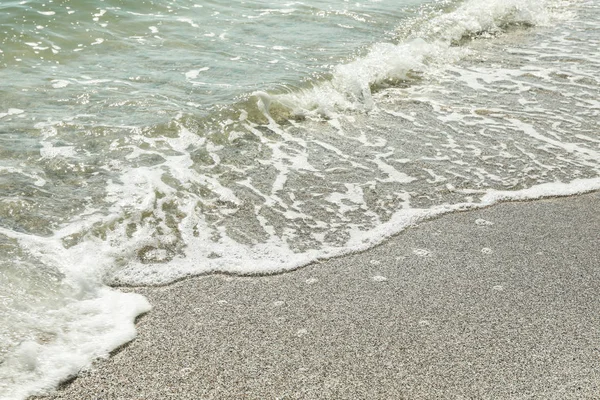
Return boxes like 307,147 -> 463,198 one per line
1,0 -> 599,398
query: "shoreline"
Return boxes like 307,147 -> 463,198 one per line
40,191 -> 600,399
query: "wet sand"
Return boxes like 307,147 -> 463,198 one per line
41,192 -> 600,399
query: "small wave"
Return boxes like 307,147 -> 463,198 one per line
256,0 -> 562,118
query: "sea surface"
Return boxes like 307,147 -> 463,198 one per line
1,0 -> 599,398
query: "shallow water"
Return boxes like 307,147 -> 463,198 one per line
1,0 -> 599,398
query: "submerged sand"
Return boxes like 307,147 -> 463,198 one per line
41,192 -> 600,399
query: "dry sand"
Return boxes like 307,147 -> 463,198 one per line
40,192 -> 600,399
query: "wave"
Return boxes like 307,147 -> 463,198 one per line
255,0 -> 563,118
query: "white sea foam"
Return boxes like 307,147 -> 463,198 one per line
92,176 -> 600,286
41,0 -> 595,286
1,0 -> 598,397
272,0 -> 562,117
0,288 -> 150,400
185,67 -> 210,80
0,166 -> 46,187
51,79 -> 70,88
0,108 -> 25,118
39,142 -> 76,158
0,223 -> 150,399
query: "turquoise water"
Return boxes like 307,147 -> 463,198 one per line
1,0 -> 600,398
0,0 -> 425,120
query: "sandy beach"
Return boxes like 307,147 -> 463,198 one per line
39,192 -> 600,399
